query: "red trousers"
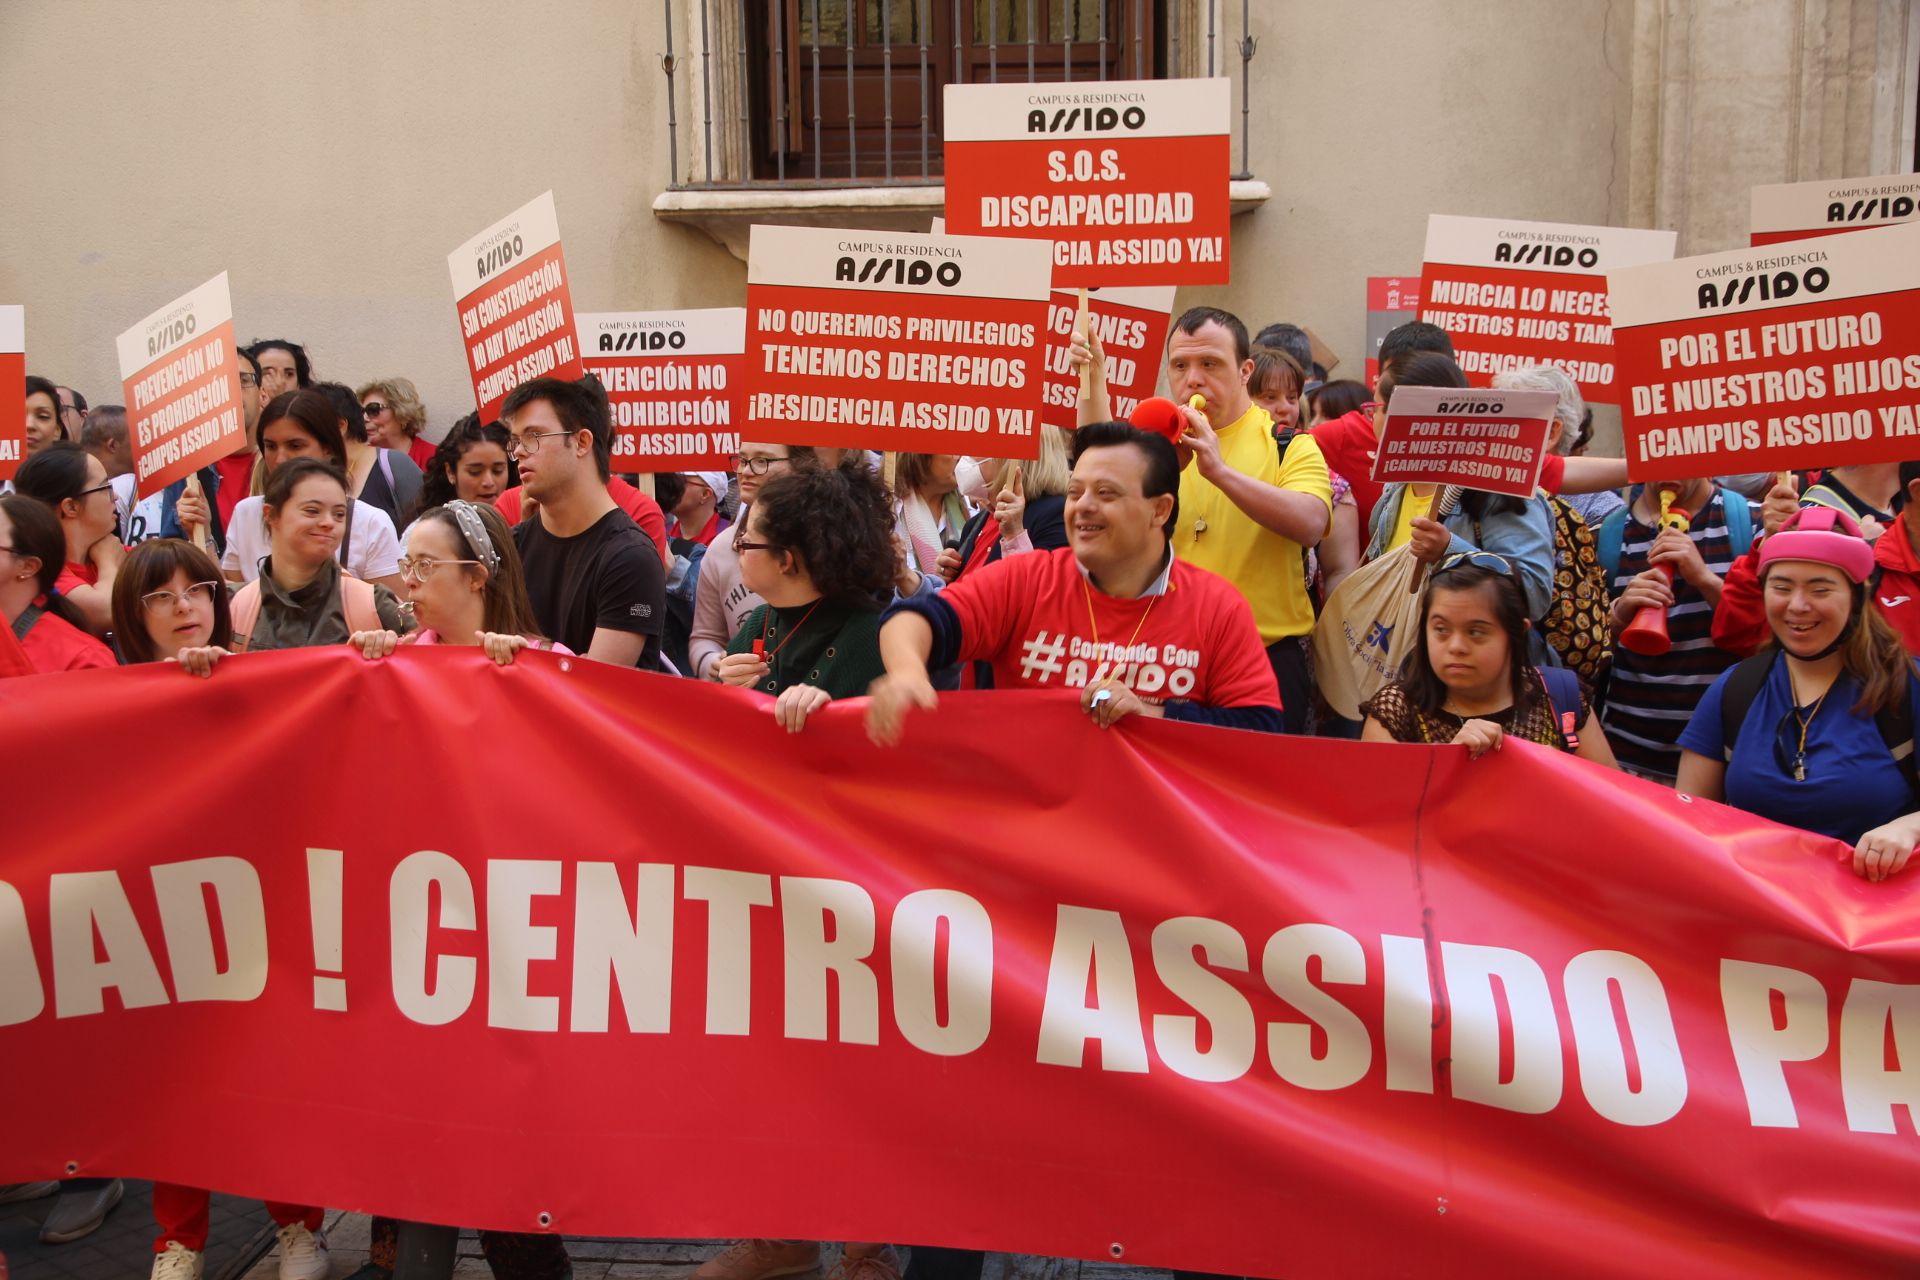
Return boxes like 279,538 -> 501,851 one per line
151,1183 -> 322,1253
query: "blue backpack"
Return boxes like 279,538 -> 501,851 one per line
1596,488 -> 1753,582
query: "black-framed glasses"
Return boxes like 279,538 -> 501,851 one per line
506,429 -> 577,457
735,454 -> 790,476
732,534 -> 784,556
362,401 -> 389,417
238,372 -> 258,388
140,581 -> 220,613
1437,550 -> 1514,576
75,482 -> 115,500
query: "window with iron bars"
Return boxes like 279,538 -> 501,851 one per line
658,0 -> 1256,190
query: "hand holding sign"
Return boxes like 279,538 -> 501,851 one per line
993,464 -> 1026,540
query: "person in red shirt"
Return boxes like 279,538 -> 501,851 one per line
1714,462 -> 1920,655
13,441 -> 122,636
494,473 -> 668,566
868,421 -> 1282,744
0,494 -> 113,672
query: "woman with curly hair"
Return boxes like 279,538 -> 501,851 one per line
715,456 -> 898,733
357,376 -> 438,471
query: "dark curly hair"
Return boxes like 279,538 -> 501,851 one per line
748,457 -> 897,609
411,413 -> 517,521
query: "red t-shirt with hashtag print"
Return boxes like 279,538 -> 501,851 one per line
938,547 -> 1279,708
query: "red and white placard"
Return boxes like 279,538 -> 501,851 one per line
1610,222 -> 1920,479
1751,173 -> 1920,246
943,78 -> 1231,287
744,225 -> 1050,458
448,191 -> 583,422
115,274 -> 245,498
1420,215 -> 1677,405
0,307 -> 23,482
1043,285 -> 1173,427
580,309 -> 744,472
1371,385 -> 1557,497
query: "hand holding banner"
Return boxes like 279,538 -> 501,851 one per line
1370,385 -> 1557,498
448,191 -> 583,422
943,78 -> 1231,287
1420,214 -> 1677,404
1609,221 -> 1920,479
744,225 -> 1050,458
579,309 -> 745,472
115,274 -> 245,498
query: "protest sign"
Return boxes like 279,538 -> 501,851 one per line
1043,285 -> 1173,427
579,309 -> 744,472
1751,172 -> 1920,245
114,273 -> 245,498
744,224 -> 1050,457
1420,215 -> 1677,404
2,648 -> 1917,1279
1371,385 -> 1557,498
1609,221 -> 1920,479
943,78 -> 1231,287
0,307 -> 22,482
448,191 -> 582,423
1365,276 -> 1421,385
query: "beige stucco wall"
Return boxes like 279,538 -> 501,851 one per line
2,0 -> 1911,443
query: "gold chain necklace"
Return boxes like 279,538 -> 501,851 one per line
1786,663 -> 1831,782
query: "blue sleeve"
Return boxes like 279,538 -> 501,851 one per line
1676,667 -> 1733,759
1447,496 -> 1555,623
1164,702 -> 1286,734
1026,494 -> 1069,551
882,592 -> 964,669
157,479 -> 186,539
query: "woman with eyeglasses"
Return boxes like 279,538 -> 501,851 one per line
689,442 -> 817,680
222,391 -> 405,594
1677,508 -> 1920,880
348,499 -> 568,664
357,377 -> 438,471
1361,552 -> 1616,765
0,493 -> 113,671
715,457 -> 896,732
13,440 -> 124,636
227,458 -> 408,652
109,539 -> 234,674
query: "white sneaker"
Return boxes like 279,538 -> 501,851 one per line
151,1241 -> 205,1280
276,1222 -> 330,1280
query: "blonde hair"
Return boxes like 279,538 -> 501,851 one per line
354,377 -> 427,440
1014,426 -> 1071,497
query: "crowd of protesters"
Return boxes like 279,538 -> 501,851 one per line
6,307 -> 1917,1280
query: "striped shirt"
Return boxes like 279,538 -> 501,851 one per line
1600,487 -> 1755,781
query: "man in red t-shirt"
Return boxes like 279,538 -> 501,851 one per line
868,421 -> 1281,744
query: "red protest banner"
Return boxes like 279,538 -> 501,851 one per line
1371,385 -> 1556,498
1,648 -> 1917,1279
114,273 -> 246,498
1365,276 -> 1421,385
943,78 -> 1231,287
1420,215 -> 1677,405
1042,285 -> 1173,428
580,309 -> 744,472
1751,172 -> 1920,246
744,225 -> 1050,458
448,191 -> 583,423
0,306 -> 22,482
1609,222 -> 1920,480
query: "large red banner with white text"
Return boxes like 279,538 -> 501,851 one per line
1,649 -> 1917,1278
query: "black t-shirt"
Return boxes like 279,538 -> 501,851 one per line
515,506 -> 665,668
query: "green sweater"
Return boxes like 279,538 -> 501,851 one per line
726,597 -> 885,699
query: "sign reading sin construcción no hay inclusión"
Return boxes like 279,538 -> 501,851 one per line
1371,385 -> 1557,499
744,225 -> 1051,458
1420,214 -> 1677,406
0,307 -> 22,482
579,310 -> 744,472
115,273 -> 245,498
1750,172 -> 1920,246
942,78 -> 1231,287
448,191 -> 583,423
1610,221 -> 1920,481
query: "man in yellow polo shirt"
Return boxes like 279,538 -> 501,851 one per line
1163,307 -> 1331,731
